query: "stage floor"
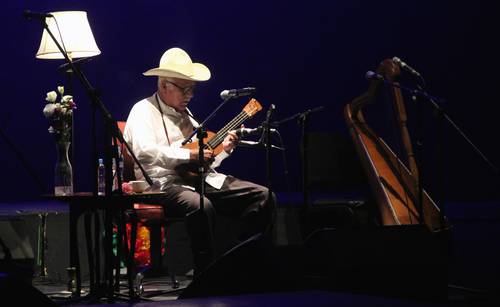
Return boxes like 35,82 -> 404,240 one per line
2,198 -> 500,306
31,274 -> 499,307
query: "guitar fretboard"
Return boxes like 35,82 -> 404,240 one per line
206,111 -> 250,149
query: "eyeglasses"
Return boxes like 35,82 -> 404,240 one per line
164,80 -> 196,95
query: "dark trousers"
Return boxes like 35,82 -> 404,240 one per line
159,176 -> 276,274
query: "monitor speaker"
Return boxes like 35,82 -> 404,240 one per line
178,233 -> 305,299
0,217 -> 34,283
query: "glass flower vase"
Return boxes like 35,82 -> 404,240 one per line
54,141 -> 73,195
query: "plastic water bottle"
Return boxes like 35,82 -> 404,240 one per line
98,158 -> 105,196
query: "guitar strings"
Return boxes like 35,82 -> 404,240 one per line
208,112 -> 248,147
208,111 -> 249,147
211,112 -> 246,144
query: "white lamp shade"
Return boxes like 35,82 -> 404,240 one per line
36,11 -> 101,59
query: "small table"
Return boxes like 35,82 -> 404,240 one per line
44,192 -> 166,301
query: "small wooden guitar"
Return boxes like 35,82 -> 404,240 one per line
175,98 -> 263,180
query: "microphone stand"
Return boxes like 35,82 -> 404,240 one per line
263,105 -> 276,236
272,106 -> 324,238
181,97 -> 232,276
413,83 -> 425,226
29,14 -> 155,300
378,77 -> 498,228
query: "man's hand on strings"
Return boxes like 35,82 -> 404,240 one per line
224,125 -> 242,153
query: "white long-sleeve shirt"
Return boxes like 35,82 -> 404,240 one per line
123,93 -> 229,190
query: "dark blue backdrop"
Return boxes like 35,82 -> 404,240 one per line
1,0 -> 499,202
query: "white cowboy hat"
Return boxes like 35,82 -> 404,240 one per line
143,47 -> 211,81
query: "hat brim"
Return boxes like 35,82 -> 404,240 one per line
143,63 -> 211,81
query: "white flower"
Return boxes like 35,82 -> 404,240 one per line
43,103 -> 57,118
43,86 -> 75,141
46,91 -> 57,103
61,95 -> 73,103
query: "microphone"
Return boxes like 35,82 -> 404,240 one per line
23,10 -> 54,20
266,104 -> 276,121
392,57 -> 421,78
234,126 -> 277,137
238,140 -> 262,148
238,140 -> 284,151
365,71 -> 384,81
220,87 -> 256,100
